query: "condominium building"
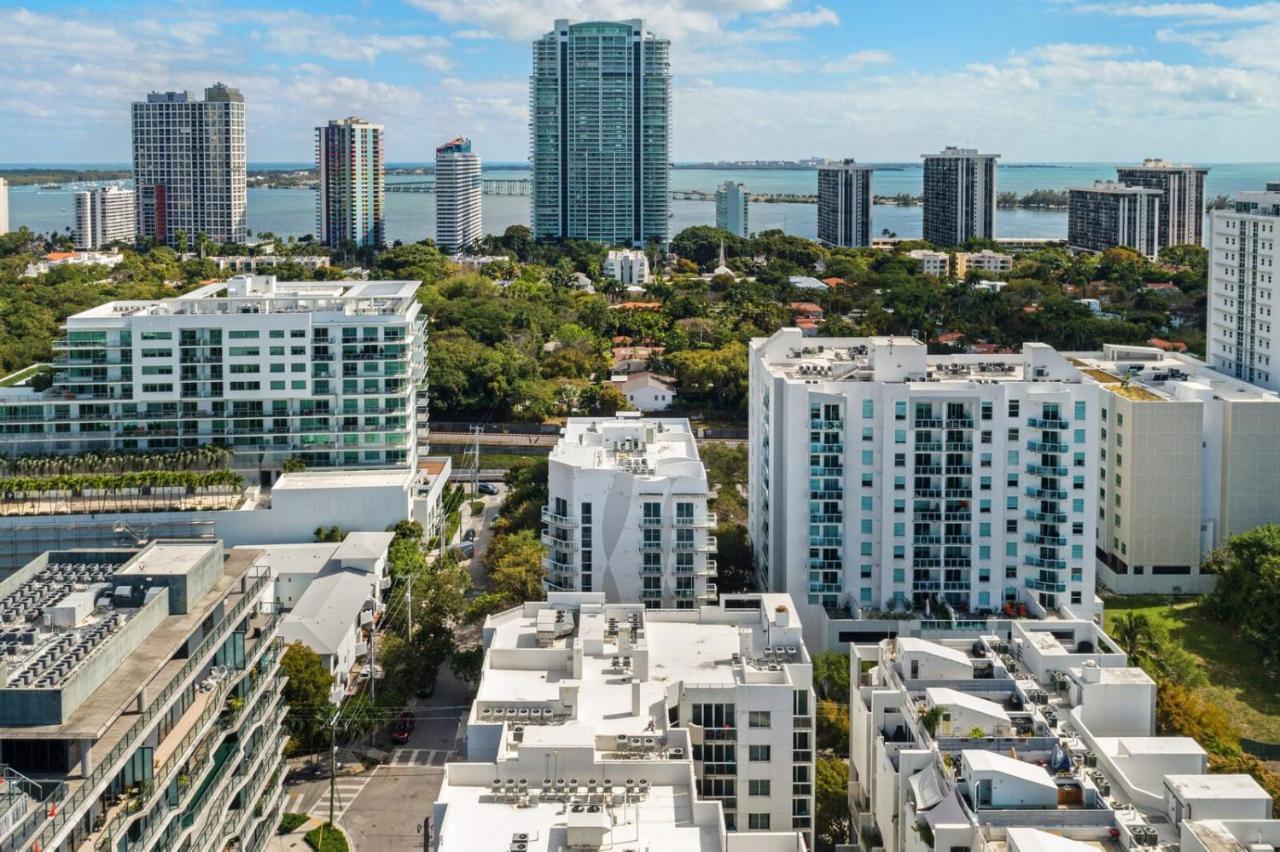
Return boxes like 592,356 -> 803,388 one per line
907,249 -> 949,278
848,626 -> 1272,852
1116,158 -> 1209,250
953,249 -> 1013,278
132,83 -> 247,245
922,147 -> 999,247
1067,181 -> 1163,259
1207,184 -> 1280,391
749,328 -> 1099,650
817,159 -> 873,248
1073,343 -> 1280,593
531,19 -> 671,245
315,117 -> 385,249
454,592 -> 814,845
603,248 -> 652,285
0,177 -> 9,234
0,274 -> 427,472
715,181 -> 749,237
73,186 -> 136,250
0,540 -> 286,852
542,415 -> 716,607
434,136 -> 482,253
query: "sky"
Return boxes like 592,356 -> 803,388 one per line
2,0 -> 1280,164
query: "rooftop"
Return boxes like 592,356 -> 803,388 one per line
67,274 -> 420,321
271,467 -> 416,491
279,567 -> 376,655
1069,344 -> 1280,403
551,416 -> 703,480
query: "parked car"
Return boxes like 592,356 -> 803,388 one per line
450,542 -> 475,559
463,528 -> 476,542
477,483 -> 499,495
391,710 -> 415,744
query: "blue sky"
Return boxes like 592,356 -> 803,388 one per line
3,0 -> 1280,164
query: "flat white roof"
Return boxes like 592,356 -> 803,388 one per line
272,468 -> 414,490
1007,827 -> 1100,852
117,542 -> 212,577
279,567 -> 375,654
926,688 -> 1011,721
1070,347 -> 1280,403
1165,774 -> 1270,801
962,750 -> 1057,789
552,416 -> 703,479
898,637 -> 973,666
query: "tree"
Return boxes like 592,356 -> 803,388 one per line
450,644 -> 485,686
815,756 -> 852,852
280,642 -> 335,754
487,528 -> 547,602
1205,525 -> 1280,671
1112,612 -> 1155,664
817,699 -> 850,755
283,456 -> 306,473
812,651 -> 851,702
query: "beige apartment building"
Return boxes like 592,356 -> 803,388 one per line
1074,344 -> 1280,593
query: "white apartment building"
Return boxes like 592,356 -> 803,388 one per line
749,329 -> 1099,650
0,177 -> 9,234
908,250 -> 950,278
132,83 -> 247,245
716,181 -> 750,238
603,248 -> 653,285
434,136 -> 482,253
316,117 -> 385,249
847,625 -> 1272,852
817,159 -> 873,248
456,592 -> 815,844
0,274 -> 426,472
1071,344 -> 1280,593
1208,184 -> 1280,391
73,186 -> 136,250
543,415 -> 716,607
954,249 -> 1013,279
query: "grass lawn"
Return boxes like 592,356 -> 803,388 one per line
304,823 -> 349,852
1103,594 -> 1280,742
448,451 -> 545,470
0,364 -> 45,388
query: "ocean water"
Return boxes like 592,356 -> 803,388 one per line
8,163 -> 1279,244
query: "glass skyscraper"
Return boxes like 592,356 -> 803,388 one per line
531,19 -> 671,246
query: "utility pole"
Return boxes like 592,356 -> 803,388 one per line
327,707 -> 341,828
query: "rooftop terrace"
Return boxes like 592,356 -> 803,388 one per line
1070,344 -> 1280,403
552,415 -> 703,478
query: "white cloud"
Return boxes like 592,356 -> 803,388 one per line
761,5 -> 840,28
822,50 -> 894,73
1066,2 -> 1280,22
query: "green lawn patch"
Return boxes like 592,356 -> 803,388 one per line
278,812 -> 309,834
1103,594 -> 1280,742
304,822 -> 349,852
0,364 -> 45,387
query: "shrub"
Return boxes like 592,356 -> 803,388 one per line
278,813 -> 309,834
305,823 -> 349,852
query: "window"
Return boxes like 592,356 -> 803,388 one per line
895,400 -> 907,420
228,346 -> 259,357
748,745 -> 771,762
1008,399 -> 1020,417
862,399 -> 874,418
1075,401 -> 1087,421
228,330 -> 260,339
748,814 -> 771,830
748,780 -> 771,796
269,329 -> 285,339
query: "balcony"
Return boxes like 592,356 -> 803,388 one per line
1024,532 -> 1066,546
638,540 -> 663,552
914,418 -> 944,428
1025,555 -> 1067,570
943,535 -> 972,545
914,534 -> 942,544
946,416 -> 974,428
640,516 -> 663,527
914,465 -> 942,475
698,585 -> 718,601
810,442 -> 844,454
809,490 -> 843,500
1026,463 -> 1067,477
914,488 -> 942,498
945,465 -> 973,475
540,532 -> 573,551
810,419 -> 844,430
1025,577 -> 1067,592
914,441 -> 943,451
674,513 -> 717,527
808,536 -> 842,547
810,465 -> 844,477
808,513 -> 842,524
1028,416 -> 1070,430
944,441 -> 973,451
1028,441 -> 1068,454
1025,509 -> 1067,523
540,507 -> 578,527
1024,487 -> 1066,500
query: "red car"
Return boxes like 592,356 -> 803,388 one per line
391,710 -> 415,744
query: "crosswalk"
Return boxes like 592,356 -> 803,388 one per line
388,748 -> 451,766
282,748 -> 452,821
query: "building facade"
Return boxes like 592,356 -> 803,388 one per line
1067,181 -> 1164,259
460,593 -> 815,844
715,180 -> 749,237
603,248 -> 652,285
0,274 -> 426,472
1116,158 -> 1209,250
434,136 -> 482,253
749,329 -> 1099,649
1073,344 -> 1280,594
907,249 -> 949,277
1208,184 -> 1280,391
0,540 -> 286,852
0,177 -> 8,234
315,117 -> 385,249
73,186 -> 136,250
817,160 -> 873,248
922,147 -> 999,247
531,19 -> 671,245
953,249 -> 1013,279
132,83 -> 247,246
543,416 -> 716,607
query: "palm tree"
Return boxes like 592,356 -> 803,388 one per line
1112,612 -> 1155,664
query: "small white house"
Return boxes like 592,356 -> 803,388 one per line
610,372 -> 676,412
925,687 -> 1012,736
961,751 -> 1059,809
895,637 -> 974,680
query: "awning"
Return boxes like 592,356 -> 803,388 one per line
908,766 -> 946,811
924,789 -> 970,829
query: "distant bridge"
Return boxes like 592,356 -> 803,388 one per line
387,179 -> 531,196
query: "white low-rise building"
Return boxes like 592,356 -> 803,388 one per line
847,628 -> 1272,852
250,531 -> 394,703
955,249 -> 1013,278
610,371 -> 677,411
1208,184 -> 1280,391
604,249 -> 652,285
543,415 -> 716,607
908,250 -> 950,278
749,328 -> 1100,650
23,250 -> 125,277
454,592 -> 814,845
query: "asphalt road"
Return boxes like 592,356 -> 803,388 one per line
458,483 -> 505,595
